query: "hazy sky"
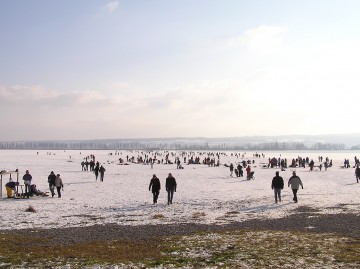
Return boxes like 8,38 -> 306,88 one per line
1,0 -> 360,141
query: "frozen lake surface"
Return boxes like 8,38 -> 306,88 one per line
0,150 -> 359,230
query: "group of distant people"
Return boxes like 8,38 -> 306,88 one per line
229,163 -> 254,180
80,156 -> 106,182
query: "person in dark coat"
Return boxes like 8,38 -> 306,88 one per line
229,163 -> 234,177
94,165 -> 100,181
271,171 -> 284,203
355,165 -> 360,183
23,170 -> 32,198
99,165 -> 106,182
149,174 -> 161,204
236,164 -> 242,177
165,173 -> 177,205
47,171 -> 56,197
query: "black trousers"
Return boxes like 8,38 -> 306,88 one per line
152,190 -> 159,203
292,189 -> 298,202
56,187 -> 62,198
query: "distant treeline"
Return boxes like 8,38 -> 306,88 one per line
0,140 -> 347,151
351,144 -> 360,150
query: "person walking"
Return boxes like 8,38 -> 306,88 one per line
271,171 -> 284,203
288,171 -> 303,203
94,165 -> 100,181
165,173 -> 177,205
355,164 -> 360,183
149,174 -> 161,204
47,171 -> 56,197
55,174 -> 64,198
236,164 -> 242,177
229,163 -> 234,177
99,165 -> 106,182
22,170 -> 32,198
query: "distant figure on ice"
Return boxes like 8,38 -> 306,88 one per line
246,165 -> 251,180
238,165 -> 243,177
271,171 -> 284,203
55,174 -> 64,198
288,171 -> 303,203
165,173 -> 177,205
23,170 -> 32,198
309,160 -> 314,171
47,171 -> 56,197
94,164 -> 100,181
149,174 -> 161,204
99,165 -> 106,182
229,163 -> 234,177
355,165 -> 360,183
236,164 -> 242,177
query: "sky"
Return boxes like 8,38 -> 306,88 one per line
1,0 -> 360,141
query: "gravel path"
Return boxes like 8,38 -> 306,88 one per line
3,210 -> 359,247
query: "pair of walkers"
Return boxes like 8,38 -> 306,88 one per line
47,171 -> 64,198
149,173 -> 177,205
271,171 -> 303,203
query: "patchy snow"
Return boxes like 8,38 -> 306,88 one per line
0,150 -> 359,230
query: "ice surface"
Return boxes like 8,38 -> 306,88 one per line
0,150 -> 359,230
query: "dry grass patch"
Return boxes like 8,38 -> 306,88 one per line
0,229 -> 359,268
152,214 -> 165,219
192,212 -> 206,219
160,230 -> 360,268
0,234 -> 161,268
25,205 -> 37,213
225,211 -> 239,217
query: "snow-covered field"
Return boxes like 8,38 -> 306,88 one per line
0,150 -> 359,230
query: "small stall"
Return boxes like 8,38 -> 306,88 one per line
0,170 -> 19,198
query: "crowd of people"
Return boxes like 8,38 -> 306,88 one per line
3,151 -> 359,206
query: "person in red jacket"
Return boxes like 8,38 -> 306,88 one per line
246,165 -> 251,180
